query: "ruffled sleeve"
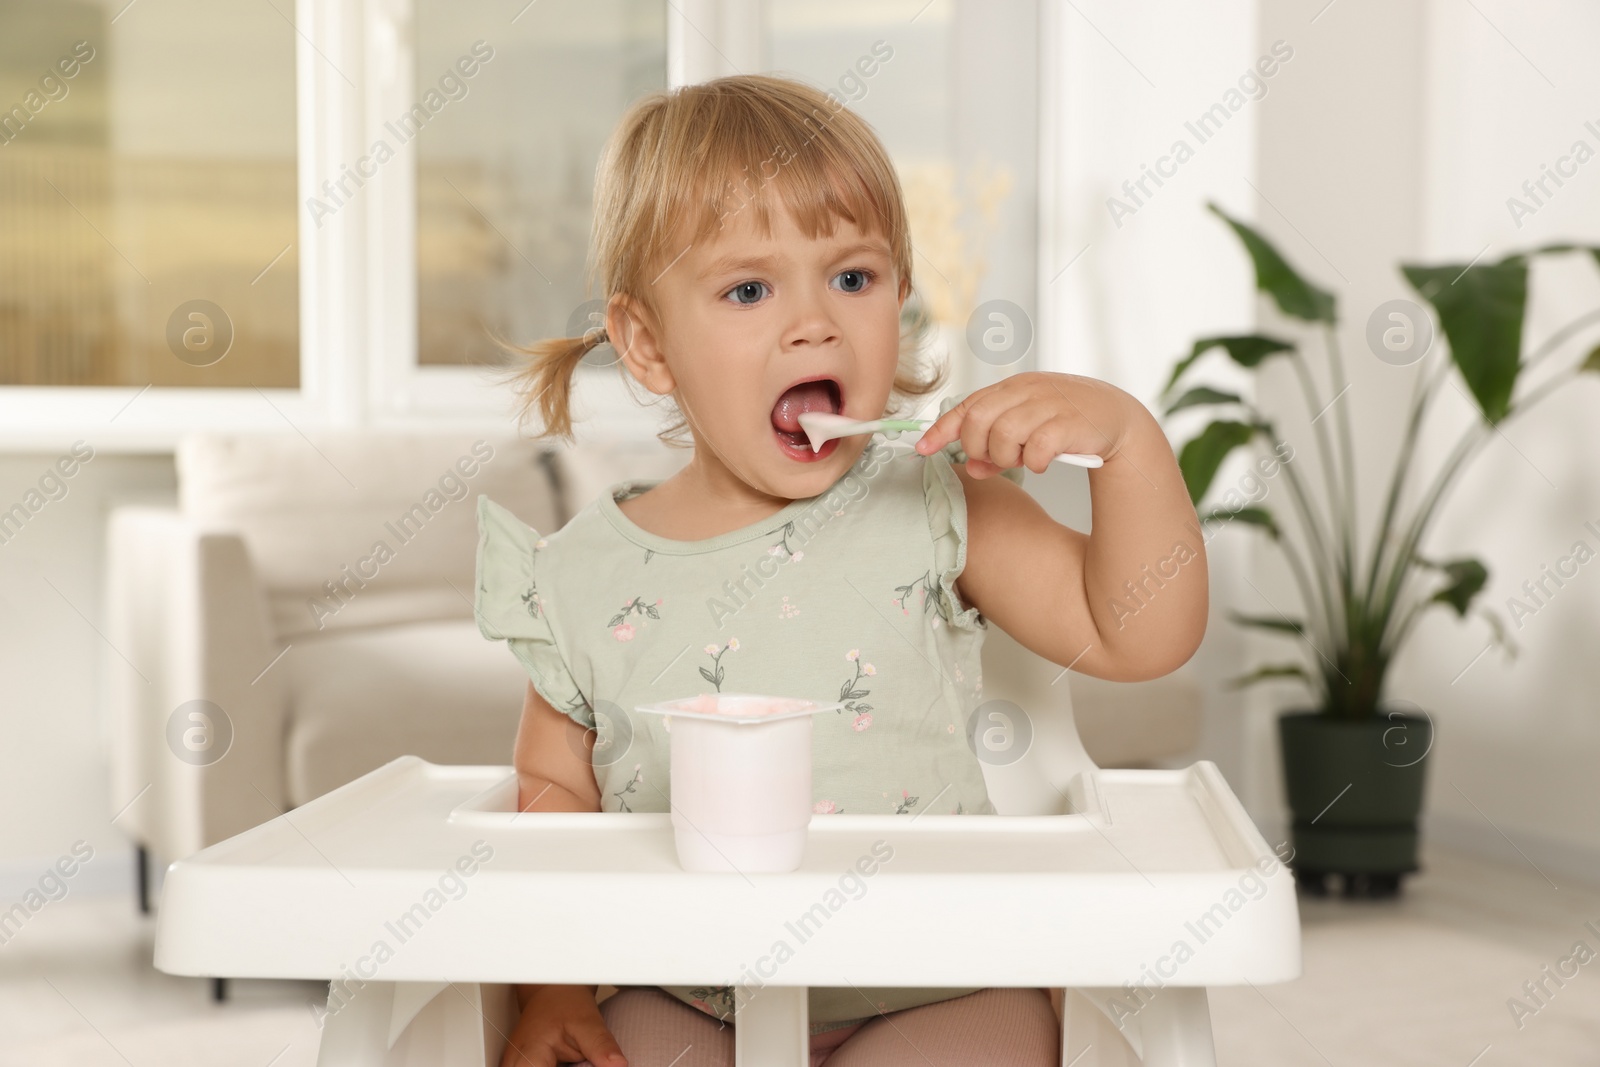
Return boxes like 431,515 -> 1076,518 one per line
922,450 -> 991,634
474,495 -> 595,729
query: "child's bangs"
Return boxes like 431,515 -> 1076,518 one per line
691,129 -> 897,254
635,81 -> 909,284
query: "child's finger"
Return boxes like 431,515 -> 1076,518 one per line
571,1019 -> 627,1067
948,392 -> 1016,468
963,456 -> 1005,479
914,395 -> 976,454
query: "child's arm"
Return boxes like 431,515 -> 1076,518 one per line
502,684 -> 630,1067
514,681 -> 603,813
915,372 -> 1208,682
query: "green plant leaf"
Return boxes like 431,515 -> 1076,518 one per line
1199,505 -> 1281,540
1417,555 -> 1489,616
1164,385 -> 1245,416
1207,202 -> 1337,323
1581,342 -> 1600,375
1225,663 -> 1310,689
1402,257 -> 1527,425
1226,611 -> 1306,637
1177,420 -> 1259,504
1161,335 -> 1294,397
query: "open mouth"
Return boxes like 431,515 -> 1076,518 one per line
771,377 -> 843,461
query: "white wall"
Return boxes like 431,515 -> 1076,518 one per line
1246,0 -> 1600,880
1402,0 -> 1600,879
0,452 -> 175,895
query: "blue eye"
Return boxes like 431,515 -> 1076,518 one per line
726,281 -> 768,305
833,269 -> 872,293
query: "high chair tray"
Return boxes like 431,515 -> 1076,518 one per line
154,755 -> 1300,988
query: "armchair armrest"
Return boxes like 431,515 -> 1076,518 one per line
106,506 -> 289,860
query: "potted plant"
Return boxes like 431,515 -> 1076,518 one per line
1161,202 -> 1600,898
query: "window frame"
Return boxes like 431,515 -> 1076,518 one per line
0,0 -> 1047,452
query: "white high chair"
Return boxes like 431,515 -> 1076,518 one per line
153,673 -> 1301,1066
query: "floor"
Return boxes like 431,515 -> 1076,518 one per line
1,843 -> 1596,1066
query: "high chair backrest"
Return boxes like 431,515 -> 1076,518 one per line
973,464 -> 1101,816
976,624 -> 1101,816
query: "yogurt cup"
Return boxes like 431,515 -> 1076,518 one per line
634,693 -> 843,872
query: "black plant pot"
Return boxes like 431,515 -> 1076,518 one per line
1277,708 -> 1432,899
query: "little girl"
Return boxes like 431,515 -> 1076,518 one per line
475,74 -> 1207,1067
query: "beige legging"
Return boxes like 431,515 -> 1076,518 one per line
566,985 -> 1060,1067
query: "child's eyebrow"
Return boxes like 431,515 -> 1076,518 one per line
698,241 -> 892,281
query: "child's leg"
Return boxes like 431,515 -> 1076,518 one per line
821,987 -> 1059,1067
565,986 -> 733,1067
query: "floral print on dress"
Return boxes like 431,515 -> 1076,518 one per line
894,788 -> 920,815
611,764 -> 643,812
769,521 -> 804,562
778,595 -> 799,620
893,570 -> 954,622
519,579 -> 544,619
700,638 -> 739,691
608,596 -> 662,641
814,799 -> 843,814
688,985 -> 735,1026
837,649 -> 875,730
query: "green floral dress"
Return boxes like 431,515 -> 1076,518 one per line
474,437 -> 1024,1035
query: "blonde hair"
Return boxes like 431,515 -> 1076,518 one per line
499,73 -> 944,446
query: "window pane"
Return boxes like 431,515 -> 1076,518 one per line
762,0 -> 973,332
0,0 -> 299,387
764,0 -> 952,162
414,0 -> 666,366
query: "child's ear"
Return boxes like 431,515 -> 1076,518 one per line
608,293 -> 676,397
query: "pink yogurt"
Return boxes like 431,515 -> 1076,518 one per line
678,693 -> 814,717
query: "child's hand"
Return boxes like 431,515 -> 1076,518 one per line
913,372 -> 1126,477
501,984 -> 627,1067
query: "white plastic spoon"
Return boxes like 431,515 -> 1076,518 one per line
797,411 -> 1104,468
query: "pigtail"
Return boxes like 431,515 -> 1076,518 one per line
495,328 -> 609,443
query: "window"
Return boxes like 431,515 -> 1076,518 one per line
0,0 -> 1038,445
0,0 -> 298,389
412,0 -> 665,367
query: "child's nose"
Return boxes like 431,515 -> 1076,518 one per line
782,292 -> 842,349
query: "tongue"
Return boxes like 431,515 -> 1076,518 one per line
771,381 -> 837,434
